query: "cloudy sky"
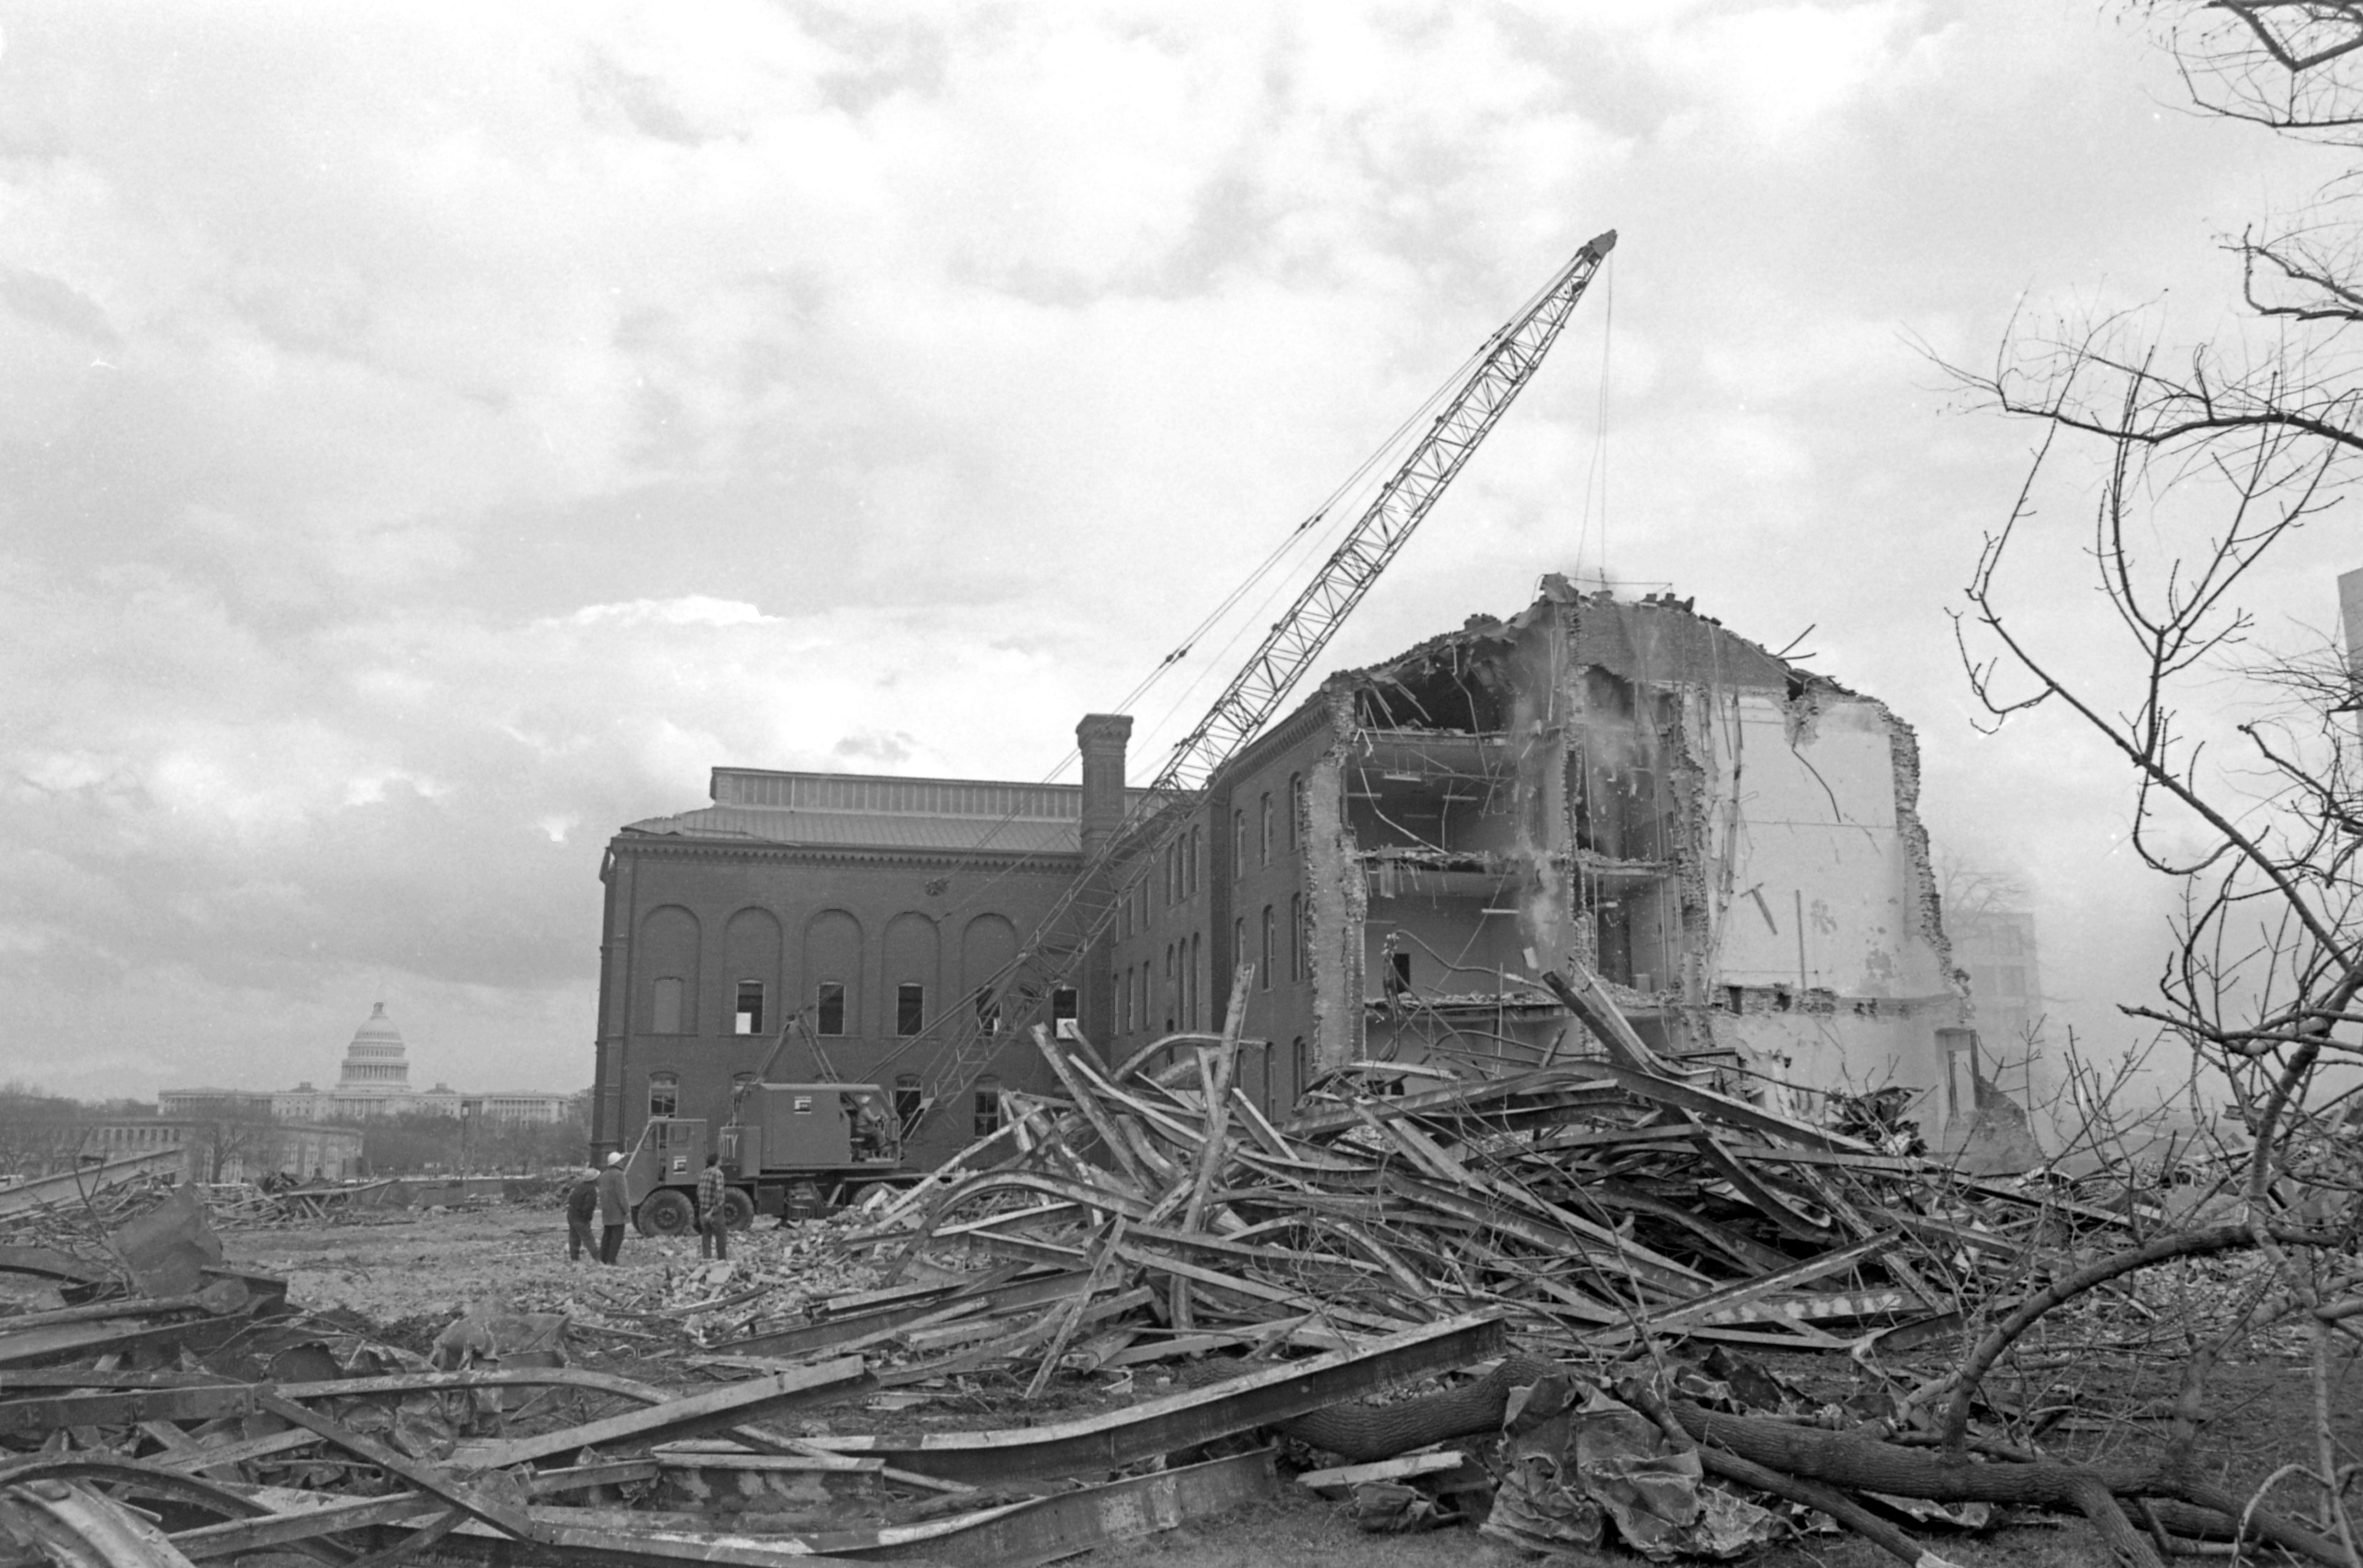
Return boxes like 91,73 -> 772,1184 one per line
2,2 -> 2355,1104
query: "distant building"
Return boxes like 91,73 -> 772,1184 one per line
59,1117 -> 363,1183
1951,907 -> 2044,1102
161,1003 -> 577,1126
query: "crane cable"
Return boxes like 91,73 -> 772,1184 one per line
919,281 -> 1534,909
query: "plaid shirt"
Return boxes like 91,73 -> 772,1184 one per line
696,1163 -> 726,1222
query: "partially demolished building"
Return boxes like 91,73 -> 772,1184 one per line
595,580 -> 1984,1166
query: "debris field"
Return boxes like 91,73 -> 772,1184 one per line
2,970 -> 2345,1568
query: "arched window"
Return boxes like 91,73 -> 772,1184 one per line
1231,809 -> 1246,879
1163,944 -> 1176,1032
1290,773 -> 1304,851
1233,917 -> 1246,985
1260,904 -> 1274,990
1190,932 -> 1203,1029
1189,825 -> 1203,896
1260,792 -> 1273,866
652,976 -> 685,1034
1290,893 -> 1305,982
648,1074 -> 679,1119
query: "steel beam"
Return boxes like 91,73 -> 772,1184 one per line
803,1310 -> 1504,1483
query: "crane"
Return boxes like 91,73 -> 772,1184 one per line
901,229 -> 1618,1128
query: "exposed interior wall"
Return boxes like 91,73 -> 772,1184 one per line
1310,583 -> 1976,1136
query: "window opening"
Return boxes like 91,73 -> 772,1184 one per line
894,1074 -> 923,1134
1290,893 -> 1304,982
816,981 -> 846,1036
974,987 -> 1000,1034
648,1074 -> 679,1118
1260,792 -> 1273,866
1260,905 -> 1274,990
1231,809 -> 1245,878
652,976 -> 684,1034
735,981 -> 764,1035
896,983 -> 924,1037
973,1075 -> 1003,1140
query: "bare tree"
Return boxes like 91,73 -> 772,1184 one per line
1927,5 -> 2363,1558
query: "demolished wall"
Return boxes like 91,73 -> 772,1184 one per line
1330,580 -> 1976,1140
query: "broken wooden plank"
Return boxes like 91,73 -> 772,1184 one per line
1299,1450 -> 1466,1496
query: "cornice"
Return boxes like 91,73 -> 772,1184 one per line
607,837 -> 1080,874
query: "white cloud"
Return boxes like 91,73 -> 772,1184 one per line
0,0 -> 2336,1104
565,596 -> 779,628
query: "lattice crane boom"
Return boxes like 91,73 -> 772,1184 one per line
906,229 -> 1617,1125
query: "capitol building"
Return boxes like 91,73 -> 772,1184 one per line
160,1003 -> 577,1124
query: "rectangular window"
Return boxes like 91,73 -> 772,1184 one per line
1120,966 -> 1133,1035
652,976 -> 684,1034
1260,905 -> 1274,990
975,988 -> 1001,1035
1290,773 -> 1303,851
735,981 -> 764,1035
1390,950 -> 1412,991
648,1077 -> 678,1118
1291,893 -> 1305,982
1164,944 -> 1176,1033
1052,985 -> 1079,1039
1189,826 -> 1202,895
897,983 -> 925,1036
973,1079 -> 1002,1140
816,982 -> 846,1036
1233,917 -> 1246,985
1232,809 -> 1246,879
1260,792 -> 1273,866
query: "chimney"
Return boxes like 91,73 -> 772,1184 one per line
1073,713 -> 1133,1052
1076,713 -> 1133,858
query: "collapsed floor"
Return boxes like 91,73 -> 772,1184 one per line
3,995 -> 2353,1568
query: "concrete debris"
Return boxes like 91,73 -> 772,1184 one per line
2,1014 -> 2304,1568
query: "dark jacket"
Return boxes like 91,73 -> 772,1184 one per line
566,1177 -> 599,1224
596,1165 -> 628,1226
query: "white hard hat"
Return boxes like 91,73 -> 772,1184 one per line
604,1152 -> 623,1165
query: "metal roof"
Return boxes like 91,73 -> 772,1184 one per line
622,803 -> 1082,856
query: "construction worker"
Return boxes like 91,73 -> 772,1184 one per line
697,1151 -> 729,1261
564,1165 -> 599,1261
596,1151 -> 628,1264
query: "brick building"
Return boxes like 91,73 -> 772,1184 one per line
595,581 -> 1990,1168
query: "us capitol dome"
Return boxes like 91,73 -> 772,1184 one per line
161,1003 -> 575,1126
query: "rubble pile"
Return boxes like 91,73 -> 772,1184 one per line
838,998 -> 2098,1376
3,977 -> 2344,1568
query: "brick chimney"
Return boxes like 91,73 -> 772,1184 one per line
1076,713 -> 1133,858
1074,713 -> 1133,1050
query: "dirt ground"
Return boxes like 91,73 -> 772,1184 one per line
216,1202 -> 2360,1568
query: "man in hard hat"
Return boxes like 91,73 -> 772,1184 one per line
595,1151 -> 629,1264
